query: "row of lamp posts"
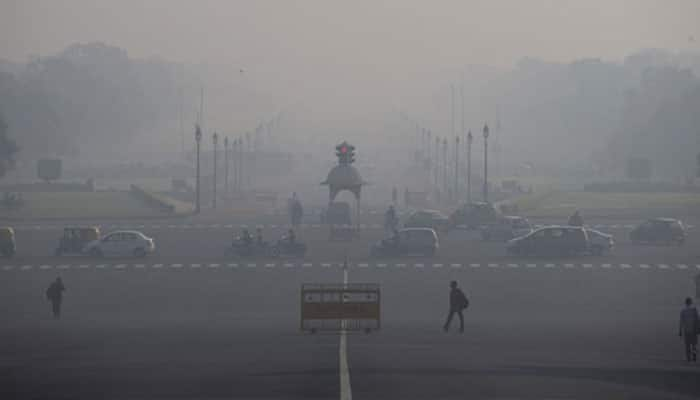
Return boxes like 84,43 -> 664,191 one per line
419,123 -> 490,204
194,125 -> 247,213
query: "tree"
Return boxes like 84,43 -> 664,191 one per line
0,114 -> 18,178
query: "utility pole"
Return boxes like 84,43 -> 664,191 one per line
483,124 -> 490,203
467,130 -> 473,204
195,125 -> 202,214
224,136 -> 229,195
443,138 -> 448,198
434,136 -> 440,189
212,132 -> 218,209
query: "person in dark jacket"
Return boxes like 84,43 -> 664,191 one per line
679,297 -> 699,362
443,280 -> 469,333
568,210 -> 584,227
46,277 -> 66,319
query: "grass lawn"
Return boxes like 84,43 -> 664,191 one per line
508,191 -> 700,218
0,192 -> 191,219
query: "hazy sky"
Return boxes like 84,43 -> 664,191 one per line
2,0 -> 699,127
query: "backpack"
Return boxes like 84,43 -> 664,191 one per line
460,291 -> 470,310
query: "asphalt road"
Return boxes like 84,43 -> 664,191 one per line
2,217 -> 700,399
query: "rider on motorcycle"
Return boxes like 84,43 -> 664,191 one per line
241,228 -> 253,246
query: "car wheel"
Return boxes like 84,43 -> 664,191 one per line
591,245 -> 603,256
269,246 -> 281,258
90,248 -> 103,258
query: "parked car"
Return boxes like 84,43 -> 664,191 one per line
0,227 -> 15,257
85,230 -> 155,257
481,216 -> 532,241
585,228 -> 614,255
404,210 -> 450,233
507,226 -> 589,256
630,218 -> 686,245
370,228 -> 439,257
55,226 -> 100,256
450,202 -> 500,229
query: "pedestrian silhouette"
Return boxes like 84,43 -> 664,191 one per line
679,297 -> 699,362
46,277 -> 65,319
443,280 -> 469,333
568,210 -> 584,227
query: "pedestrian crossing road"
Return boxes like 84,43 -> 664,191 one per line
3,261 -> 700,271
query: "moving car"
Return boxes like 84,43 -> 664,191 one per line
585,228 -> 615,255
55,227 -> 100,256
450,202 -> 500,229
85,230 -> 155,257
629,218 -> 686,245
481,216 -> 532,241
0,227 -> 15,257
404,210 -> 450,233
507,226 -> 589,256
370,228 -> 439,257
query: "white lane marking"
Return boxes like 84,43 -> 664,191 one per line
134,264 -> 146,269
639,264 -> 650,269
377,263 -> 387,268
620,264 -> 632,269
191,263 -> 202,269
414,263 -> 424,268
209,263 -> 220,268
601,263 -> 612,269
358,263 -> 369,268
470,263 -> 480,268
340,265 -> 352,400
39,265 -> 52,270
582,263 -> 593,269
507,263 -> 519,268
321,263 -> 333,268
432,263 -> 443,268
114,264 -> 127,269
658,264 -> 669,270
265,263 -> 275,268
450,263 -> 462,268
564,263 -> 575,269
96,264 -> 107,269
526,263 -> 537,268
227,263 -> 239,268
21,265 -> 32,270
78,264 -> 90,269
247,263 -> 257,268
283,263 -> 295,268
544,263 -> 556,268
2,265 -> 14,271
395,263 -> 406,268
152,264 -> 163,269
57,264 -> 70,270
488,263 -> 499,268
302,263 -> 313,268
677,264 -> 688,270
170,263 -> 183,269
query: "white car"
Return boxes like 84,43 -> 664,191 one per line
86,230 -> 155,258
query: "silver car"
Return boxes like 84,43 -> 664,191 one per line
86,230 -> 155,258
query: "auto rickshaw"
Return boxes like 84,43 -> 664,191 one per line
0,227 -> 16,257
55,227 -> 100,256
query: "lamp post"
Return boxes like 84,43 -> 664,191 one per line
467,130 -> 473,204
434,136 -> 440,189
224,136 -> 229,195
482,124 -> 489,203
194,124 -> 202,214
455,136 -> 460,202
442,138 -> 448,198
212,132 -> 218,209
239,136 -> 245,191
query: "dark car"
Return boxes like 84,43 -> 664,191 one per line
404,210 -> 450,233
630,218 -> 686,245
370,228 -> 439,257
507,226 -> 589,256
481,216 -> 533,241
450,202 -> 500,229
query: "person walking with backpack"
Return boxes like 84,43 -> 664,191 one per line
443,280 -> 469,333
46,277 -> 66,319
679,297 -> 700,362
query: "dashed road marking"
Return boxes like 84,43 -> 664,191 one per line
2,265 -> 14,271
432,263 -> 443,268
582,263 -> 593,269
357,263 -> 369,268
601,264 -> 612,269
507,263 -> 519,268
96,264 -> 107,269
114,264 -> 127,269
450,263 -> 462,268
247,263 -> 256,268
544,263 -> 556,268
265,263 -> 275,268
564,263 -> 575,269
414,263 -> 424,268
170,263 -> 183,269
20,265 -> 32,270
134,264 -> 146,269
153,264 -> 163,269
488,263 -> 499,268
620,264 -> 632,269
39,264 -> 52,270
208,263 -> 220,268
78,264 -> 90,269
190,263 -> 202,268
57,264 -> 70,270
658,264 -> 670,269
284,263 -> 295,268
470,263 -> 481,268
526,263 -> 537,268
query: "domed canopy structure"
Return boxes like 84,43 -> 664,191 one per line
321,164 -> 365,200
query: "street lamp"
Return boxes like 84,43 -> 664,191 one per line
442,138 -> 448,198
434,136 -> 440,189
467,130 -> 473,204
455,136 -> 460,202
483,123 -> 489,203
212,132 -> 218,209
194,124 -> 202,214
224,136 -> 229,196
